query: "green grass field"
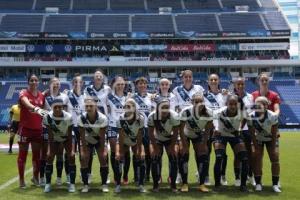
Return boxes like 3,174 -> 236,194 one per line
0,132 -> 299,200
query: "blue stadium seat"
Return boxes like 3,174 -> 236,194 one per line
184,0 -> 221,10
44,15 -> 86,32
0,14 -> 43,32
264,12 -> 290,30
89,15 -> 129,33
111,0 -> 145,11
132,15 -> 174,33
176,14 -> 219,33
35,0 -> 70,10
73,0 -> 107,10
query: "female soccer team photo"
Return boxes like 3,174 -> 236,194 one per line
16,69 -> 281,194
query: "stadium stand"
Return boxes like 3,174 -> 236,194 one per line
0,14 -> 43,32
183,0 -> 221,10
89,15 -> 129,33
110,0 -> 145,11
44,15 -> 86,32
221,0 -> 260,10
132,14 -> 174,33
264,12 -> 290,30
147,0 -> 182,10
219,13 -> 265,32
73,0 -> 107,11
0,0 -> 34,10
175,14 -> 219,32
35,0 -> 71,10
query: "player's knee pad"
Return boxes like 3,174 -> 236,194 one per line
237,151 -> 248,162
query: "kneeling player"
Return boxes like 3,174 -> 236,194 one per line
248,96 -> 281,193
79,97 -> 109,193
213,95 -> 249,192
43,99 -> 76,193
179,93 -> 213,192
115,99 -> 146,193
148,98 -> 180,192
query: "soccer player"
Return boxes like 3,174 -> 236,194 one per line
203,73 -> 227,186
106,76 -> 127,184
84,70 -> 111,183
43,99 -> 76,193
66,73 -> 85,155
248,96 -> 281,193
173,70 -> 205,184
114,98 -> 146,193
152,78 -> 177,111
78,97 -> 109,193
213,95 -> 249,192
173,70 -> 205,112
148,98 -> 180,192
41,77 -> 70,186
8,101 -> 20,154
18,74 -> 47,188
132,77 -> 153,182
179,93 -> 213,192
232,77 -> 255,186
252,73 -> 280,115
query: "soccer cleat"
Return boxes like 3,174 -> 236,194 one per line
152,186 -> 159,193
172,188 -> 179,193
139,185 -> 147,193
31,177 -> 40,186
56,177 -> 62,186
68,184 -> 76,193
88,174 -> 92,184
255,184 -> 263,192
176,173 -> 182,184
81,185 -> 89,193
66,175 -> 71,184
115,185 -> 121,193
44,184 -> 51,193
181,184 -> 189,192
240,185 -> 248,192
278,181 -> 281,188
204,176 -> 211,186
221,176 -> 228,186
273,185 -> 281,193
235,179 -> 241,187
199,184 -> 210,193
122,177 -> 129,185
106,177 -> 111,184
102,184 -> 109,193
19,182 -> 26,189
248,176 -> 256,186
40,177 -> 46,186
8,150 -> 12,154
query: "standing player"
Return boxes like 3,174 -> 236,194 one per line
106,76 -> 127,184
152,78 -> 177,111
148,98 -> 180,192
132,77 -> 153,182
79,97 -> 109,193
84,70 -> 111,183
213,95 -> 249,192
43,99 -> 76,193
66,73 -> 85,155
18,74 -> 47,188
7,101 -> 20,154
203,73 -> 227,186
173,70 -> 205,184
114,99 -> 146,193
232,77 -> 255,186
179,93 -> 213,192
41,77 -> 70,186
248,97 -> 281,193
252,73 -> 280,115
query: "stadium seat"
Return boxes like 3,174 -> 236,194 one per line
35,0 -> 70,10
44,15 -> 86,32
176,14 -> 219,33
0,14 -> 43,32
73,0 -> 107,10
89,15 -> 129,33
132,15 -> 174,33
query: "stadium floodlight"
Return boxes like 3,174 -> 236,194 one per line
45,7 -> 59,13
159,7 -> 172,14
235,5 -> 249,12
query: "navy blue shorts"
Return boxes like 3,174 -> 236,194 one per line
257,139 -> 279,147
42,127 -> 48,141
156,139 -> 172,147
241,130 -> 252,144
187,134 -> 204,145
214,135 -> 244,148
107,126 -> 119,139
10,121 -> 19,134
142,128 -> 149,147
